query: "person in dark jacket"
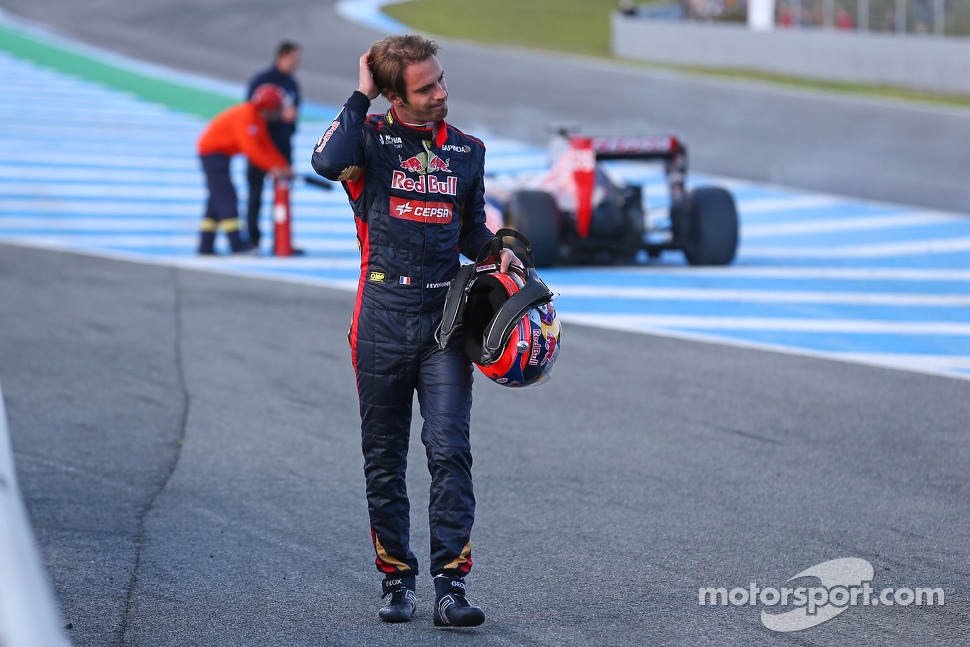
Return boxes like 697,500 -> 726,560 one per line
245,41 -> 301,249
310,34 -> 517,627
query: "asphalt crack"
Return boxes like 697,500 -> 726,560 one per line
118,267 -> 191,646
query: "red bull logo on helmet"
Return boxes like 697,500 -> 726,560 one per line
526,305 -> 560,368
526,328 -> 558,368
541,333 -> 558,366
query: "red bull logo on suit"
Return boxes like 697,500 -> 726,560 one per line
398,154 -> 424,173
428,155 -> 452,173
391,171 -> 458,196
397,151 -> 452,175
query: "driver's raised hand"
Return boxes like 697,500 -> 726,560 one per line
357,53 -> 381,101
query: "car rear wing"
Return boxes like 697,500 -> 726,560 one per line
574,135 -> 688,202
581,135 -> 687,163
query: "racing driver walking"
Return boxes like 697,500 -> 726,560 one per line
311,35 -> 517,627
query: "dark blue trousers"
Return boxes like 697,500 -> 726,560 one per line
352,303 -> 476,579
199,154 -> 245,253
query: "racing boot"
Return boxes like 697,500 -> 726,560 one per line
378,575 -> 416,623
432,574 -> 485,628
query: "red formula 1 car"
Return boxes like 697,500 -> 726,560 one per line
484,131 -> 739,267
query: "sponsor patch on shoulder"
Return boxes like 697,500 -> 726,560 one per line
315,121 -> 340,153
368,270 -> 386,283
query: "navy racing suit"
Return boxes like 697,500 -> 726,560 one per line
311,91 -> 494,579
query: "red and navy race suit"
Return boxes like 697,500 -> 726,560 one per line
310,91 -> 494,579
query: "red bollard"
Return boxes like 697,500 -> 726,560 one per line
273,178 -> 293,256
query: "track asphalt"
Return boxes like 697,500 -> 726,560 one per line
0,2 -> 968,645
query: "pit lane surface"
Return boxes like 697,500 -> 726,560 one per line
0,3 -> 968,646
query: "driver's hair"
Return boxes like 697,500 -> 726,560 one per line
368,34 -> 439,101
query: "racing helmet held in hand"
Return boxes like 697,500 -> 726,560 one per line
438,228 -> 561,388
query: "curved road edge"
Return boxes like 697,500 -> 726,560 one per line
334,0 -> 409,33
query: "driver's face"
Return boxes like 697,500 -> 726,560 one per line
393,55 -> 448,125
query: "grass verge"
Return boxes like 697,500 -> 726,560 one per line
0,24 -> 234,118
385,0 -> 618,57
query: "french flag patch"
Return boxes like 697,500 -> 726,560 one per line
399,276 -> 411,285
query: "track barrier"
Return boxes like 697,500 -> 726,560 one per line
0,384 -> 72,647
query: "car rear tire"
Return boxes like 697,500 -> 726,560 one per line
504,190 -> 561,267
681,187 -> 739,266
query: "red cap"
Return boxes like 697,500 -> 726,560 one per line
250,84 -> 285,111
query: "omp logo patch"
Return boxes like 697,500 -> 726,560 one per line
368,270 -> 386,283
389,197 -> 453,224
